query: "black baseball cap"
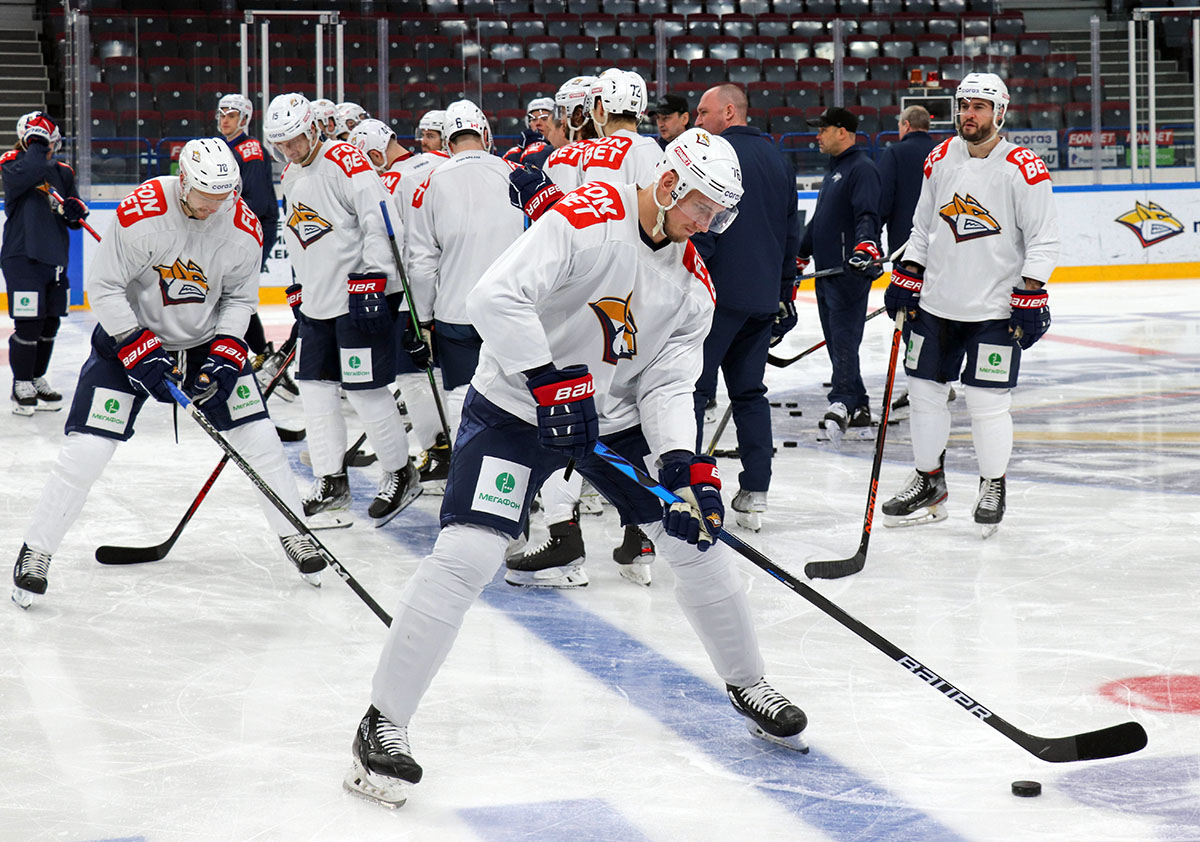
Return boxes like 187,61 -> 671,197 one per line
651,93 -> 690,116
806,106 -> 858,132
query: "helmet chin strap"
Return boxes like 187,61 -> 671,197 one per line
651,175 -> 677,238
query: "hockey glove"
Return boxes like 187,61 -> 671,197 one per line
846,240 -> 883,280
509,164 -> 563,222
518,127 -> 544,149
525,364 -> 599,459
348,272 -> 392,335
796,255 -> 810,276
659,451 -> 724,552
885,262 -> 924,320
191,334 -> 249,407
1009,285 -> 1050,350
118,328 -> 181,404
285,283 -> 306,324
402,320 -> 432,370
56,196 -> 89,225
771,280 -> 798,347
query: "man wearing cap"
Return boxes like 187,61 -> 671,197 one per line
651,93 -> 691,149
797,106 -> 882,439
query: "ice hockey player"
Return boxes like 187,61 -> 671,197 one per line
881,73 -> 1058,538
540,76 -> 599,192
2,110 -> 87,415
501,97 -> 553,166
310,98 -> 338,140
11,138 -> 326,608
337,102 -> 368,137
343,128 -> 808,809
264,93 -> 422,528
404,100 -> 525,491
416,110 -> 445,154
578,69 -> 661,186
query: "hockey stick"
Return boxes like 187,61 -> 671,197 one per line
767,306 -> 887,368
48,186 -> 102,243
164,381 -> 392,625
791,238 -> 910,285
378,200 -> 453,451
591,440 -> 1148,763
804,310 -> 904,581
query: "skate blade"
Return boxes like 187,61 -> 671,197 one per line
343,761 -> 410,809
371,487 -> 423,528
11,586 -> 35,609
11,405 -> 35,417
419,479 -> 446,496
979,522 -> 1000,540
617,563 -> 652,587
299,449 -> 312,467
307,512 -> 354,530
34,403 -> 63,412
733,510 -> 762,532
301,571 -> 323,588
504,565 -> 589,589
883,506 -> 948,529
745,720 -> 810,754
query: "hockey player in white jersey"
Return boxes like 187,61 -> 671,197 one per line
416,110 -> 446,154
540,75 -> 598,193
343,128 -> 808,809
404,100 -> 525,490
309,98 -> 338,140
11,139 -> 327,607
578,68 -> 661,186
337,102 -> 368,137
880,73 -> 1058,538
264,93 -> 421,528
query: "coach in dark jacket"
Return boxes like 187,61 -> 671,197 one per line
691,83 -> 800,528
877,104 -> 935,256
799,106 -> 881,435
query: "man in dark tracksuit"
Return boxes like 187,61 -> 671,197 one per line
692,84 -> 800,531
798,106 -> 882,436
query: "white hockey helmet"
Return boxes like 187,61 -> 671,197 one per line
348,118 -> 395,169
956,72 -> 1010,130
337,101 -> 368,133
653,127 -> 742,234
554,76 -> 596,140
216,93 -> 253,129
179,137 -> 241,208
418,109 -> 445,135
16,110 -> 60,153
525,96 -> 555,127
310,98 -> 337,136
263,92 -> 319,161
588,68 -> 648,129
442,99 -> 492,152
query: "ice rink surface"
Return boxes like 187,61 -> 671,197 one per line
1,280 -> 1198,842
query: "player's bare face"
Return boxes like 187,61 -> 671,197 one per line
958,99 -> 996,143
420,130 -> 442,153
529,111 -> 552,135
182,187 -> 232,220
277,133 -> 315,165
217,110 -> 242,141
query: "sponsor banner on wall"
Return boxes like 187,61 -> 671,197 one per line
1006,129 -> 1059,168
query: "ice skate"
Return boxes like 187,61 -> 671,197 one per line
279,533 -> 326,587
31,377 -> 62,411
816,401 -> 848,444
731,489 -> 767,532
845,405 -> 876,440
611,523 -> 654,586
369,461 -> 422,526
727,678 -> 809,753
972,475 -> 1006,539
890,389 -> 911,421
579,478 -> 604,515
505,509 -> 587,588
303,472 -> 354,529
882,458 -> 948,528
417,433 -> 450,494
11,380 -> 36,416
344,705 -> 422,809
12,544 -> 51,609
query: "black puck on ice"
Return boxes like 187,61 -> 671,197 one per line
789,410 -> 803,417
769,401 -> 782,407
783,440 -> 798,447
1011,780 -> 1041,798
785,401 -> 798,408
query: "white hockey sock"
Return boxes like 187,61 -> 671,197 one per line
541,468 -> 583,524
396,372 -> 442,453
345,386 -> 410,473
226,419 -> 306,536
908,378 -> 953,472
964,385 -> 1013,479
24,432 -> 117,554
298,379 -> 347,477
371,524 -> 509,725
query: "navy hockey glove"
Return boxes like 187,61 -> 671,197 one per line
771,281 -> 798,347
846,240 -> 883,280
285,283 -> 305,323
347,272 -> 391,335
525,364 -> 599,459
1009,286 -> 1050,349
518,127 -> 544,149
56,196 -> 89,225
659,451 -> 724,551
509,164 -> 563,222
885,262 -> 923,319
402,320 -> 432,370
191,334 -> 249,407
118,328 -> 181,403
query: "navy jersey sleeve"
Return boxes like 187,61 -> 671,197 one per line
876,146 -> 897,227
849,159 -> 882,247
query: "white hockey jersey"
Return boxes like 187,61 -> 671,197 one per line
279,140 -> 398,320
544,140 -> 590,192
906,136 -> 1059,322
406,149 -> 525,325
575,129 -> 661,187
467,181 -> 717,458
380,150 -> 449,273
87,176 -> 262,350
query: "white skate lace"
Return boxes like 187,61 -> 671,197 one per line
17,547 -> 52,581
893,471 -> 930,504
303,476 -> 333,505
374,714 -> 412,758
975,479 -> 1003,512
735,679 -> 792,719
280,533 -> 317,562
13,381 -> 37,400
31,377 -> 56,397
377,470 -> 401,500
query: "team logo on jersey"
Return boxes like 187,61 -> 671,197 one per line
938,193 -> 1002,242
1115,201 -> 1183,248
286,202 -> 333,249
154,259 -> 209,305
589,293 -> 638,365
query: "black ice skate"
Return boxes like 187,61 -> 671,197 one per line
731,489 -> 767,532
11,380 -> 36,416
32,377 -> 62,411
816,401 -> 848,443
12,543 -> 52,609
417,433 -> 450,494
972,475 -> 1006,539
344,705 -> 422,809
279,533 -> 326,587
369,461 -> 423,526
611,523 -> 654,586
505,508 -> 587,588
882,456 -> 948,528
303,471 -> 353,530
727,678 -> 809,753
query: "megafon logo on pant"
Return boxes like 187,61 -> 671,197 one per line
1116,201 -> 1183,247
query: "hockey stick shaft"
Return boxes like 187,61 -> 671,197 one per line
48,186 -> 102,242
792,239 -> 910,284
378,200 -> 453,450
591,440 -> 1147,763
767,306 -> 886,368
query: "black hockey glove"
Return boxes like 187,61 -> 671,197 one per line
56,196 -> 89,225
402,320 -> 432,370
771,280 -> 798,347
885,262 -> 923,320
846,240 -> 883,280
525,364 -> 598,459
285,283 -> 306,324
1009,286 -> 1050,349
118,328 -> 181,404
509,164 -> 563,222
347,272 -> 392,335
659,451 -> 724,552
190,334 -> 250,407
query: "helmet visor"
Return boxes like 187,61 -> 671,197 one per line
675,191 -> 739,234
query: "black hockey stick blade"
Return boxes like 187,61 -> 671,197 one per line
804,549 -> 865,580
95,538 -> 174,565
1007,720 -> 1148,763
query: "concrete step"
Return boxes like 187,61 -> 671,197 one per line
0,76 -> 47,91
0,64 -> 45,78
0,51 -> 42,65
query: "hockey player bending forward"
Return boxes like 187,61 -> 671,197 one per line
881,73 -> 1058,538
345,128 -> 807,808
12,139 -> 327,608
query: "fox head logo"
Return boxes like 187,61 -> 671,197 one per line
1116,201 -> 1183,248
286,201 -> 333,249
938,193 -> 1002,242
589,293 -> 638,365
154,259 -> 209,306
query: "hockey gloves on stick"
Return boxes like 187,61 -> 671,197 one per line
659,451 -> 723,551
526,364 -> 599,459
509,164 -> 563,222
285,283 -> 306,324
796,255 -> 810,276
347,272 -> 391,335
1009,286 -> 1050,349
402,320 -> 432,370
118,328 -> 181,404
55,196 -> 89,226
885,262 -> 923,320
771,280 -> 798,347
190,334 -> 249,407
846,241 -> 883,280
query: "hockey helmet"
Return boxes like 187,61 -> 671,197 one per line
653,127 -> 743,235
179,137 -> 241,210
348,118 -> 395,169
554,76 -> 596,140
525,96 -> 555,128
16,111 -> 59,153
588,69 -> 648,129
956,72 -> 1010,130
337,101 -> 368,133
442,100 -> 492,152
217,93 -> 253,129
263,92 -> 320,162
418,109 -> 445,136
310,98 -> 337,136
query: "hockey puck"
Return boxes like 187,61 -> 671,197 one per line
1011,780 -> 1041,798
783,440 -> 798,448
785,401 -> 798,408
769,401 -> 782,408
789,410 -> 803,417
